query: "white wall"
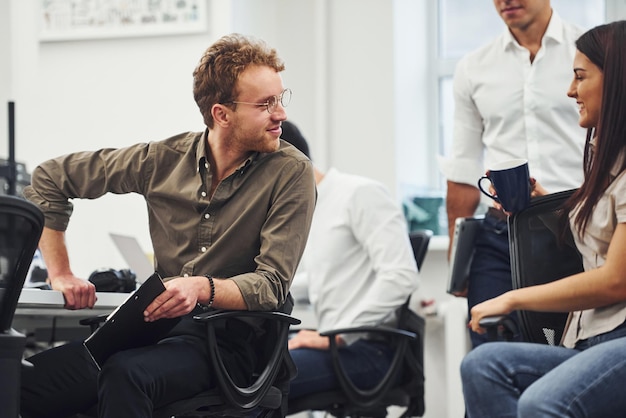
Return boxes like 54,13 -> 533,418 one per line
2,0 -> 412,277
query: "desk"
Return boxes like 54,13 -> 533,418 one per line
14,289 -> 129,343
16,288 -> 128,317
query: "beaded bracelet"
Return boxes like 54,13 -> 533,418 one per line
197,274 -> 215,310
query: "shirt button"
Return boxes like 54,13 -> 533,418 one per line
204,213 -> 210,219
183,274 -> 189,277
201,191 -> 207,197
205,163 -> 209,169
201,247 -> 207,252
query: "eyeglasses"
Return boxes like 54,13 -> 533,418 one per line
225,88 -> 292,114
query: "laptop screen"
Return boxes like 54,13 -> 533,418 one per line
109,233 -> 155,284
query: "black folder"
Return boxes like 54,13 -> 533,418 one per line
447,216 -> 483,294
83,272 -> 181,369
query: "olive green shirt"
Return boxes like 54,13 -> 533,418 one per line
23,130 -> 316,310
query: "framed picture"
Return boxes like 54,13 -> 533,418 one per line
40,0 -> 208,42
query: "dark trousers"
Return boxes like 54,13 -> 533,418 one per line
289,339 -> 394,399
466,212 -> 521,348
20,314 -> 255,418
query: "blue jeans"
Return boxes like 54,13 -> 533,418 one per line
461,322 -> 626,417
467,212 -> 521,347
289,339 -> 394,399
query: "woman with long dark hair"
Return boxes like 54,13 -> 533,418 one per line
461,20 -> 626,417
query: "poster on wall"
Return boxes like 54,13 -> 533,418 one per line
40,0 -> 207,42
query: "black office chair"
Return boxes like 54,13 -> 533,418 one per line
154,301 -> 301,418
0,195 -> 45,417
79,295 -> 300,418
286,230 -> 431,418
409,230 -> 433,271
481,189 -> 583,344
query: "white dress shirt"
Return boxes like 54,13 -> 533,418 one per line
290,168 -> 420,342
439,12 -> 586,195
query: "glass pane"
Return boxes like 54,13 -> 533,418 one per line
439,0 -> 606,60
437,0 -> 606,171
553,0 -> 605,29
439,76 -> 454,162
438,0 -> 505,59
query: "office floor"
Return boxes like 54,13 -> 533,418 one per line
288,407 -> 406,418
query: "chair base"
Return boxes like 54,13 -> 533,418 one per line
288,389 -> 411,418
0,329 -> 27,418
153,386 -> 283,418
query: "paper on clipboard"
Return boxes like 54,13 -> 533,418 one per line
83,272 -> 181,369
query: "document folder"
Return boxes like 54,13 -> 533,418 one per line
83,272 -> 181,369
447,216 -> 483,295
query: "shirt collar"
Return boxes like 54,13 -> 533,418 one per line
501,9 -> 564,51
196,129 -> 259,175
196,129 -> 209,173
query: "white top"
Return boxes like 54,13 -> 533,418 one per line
562,166 -> 626,348
290,168 -> 420,343
439,12 -> 586,195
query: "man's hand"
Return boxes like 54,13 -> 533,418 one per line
143,276 -> 204,322
288,329 -> 344,350
451,286 -> 468,298
50,274 -> 97,310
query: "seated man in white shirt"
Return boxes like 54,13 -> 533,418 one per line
281,121 -> 420,399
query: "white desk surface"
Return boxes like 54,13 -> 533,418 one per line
16,288 -> 129,317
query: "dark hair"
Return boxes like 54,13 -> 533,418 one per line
280,120 -> 311,159
192,34 -> 285,129
564,21 -> 626,236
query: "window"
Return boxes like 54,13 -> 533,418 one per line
396,0 -> 607,235
438,0 -> 605,163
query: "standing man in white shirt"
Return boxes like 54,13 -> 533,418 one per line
280,121 -> 420,400
439,0 -> 585,347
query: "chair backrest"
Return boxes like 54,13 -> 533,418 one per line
394,229 -> 430,417
0,195 -> 44,333
508,189 -> 582,345
287,231 -> 430,418
409,229 -> 433,270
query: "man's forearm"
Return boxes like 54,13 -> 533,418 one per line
38,227 -> 74,280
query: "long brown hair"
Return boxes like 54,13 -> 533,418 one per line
563,21 -> 626,237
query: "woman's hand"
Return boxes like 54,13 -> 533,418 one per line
492,177 -> 549,215
468,293 -> 513,334
530,177 -> 548,198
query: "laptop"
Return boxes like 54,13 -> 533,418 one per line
446,216 -> 483,295
109,233 -> 155,284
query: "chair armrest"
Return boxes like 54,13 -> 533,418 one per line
320,325 -> 417,340
479,315 -> 518,341
192,309 -> 300,409
79,313 -> 110,333
321,324 -> 417,408
193,309 -> 301,326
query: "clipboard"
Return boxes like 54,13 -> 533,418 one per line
83,272 -> 181,369
447,216 -> 483,294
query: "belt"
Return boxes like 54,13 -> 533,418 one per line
486,206 -> 508,222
